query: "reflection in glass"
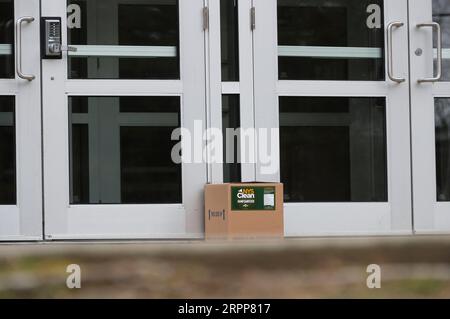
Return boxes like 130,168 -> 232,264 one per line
221,0 -> 239,81
277,0 -> 385,81
0,0 -> 14,78
433,0 -> 450,81
69,96 -> 182,204
222,95 -> 241,183
436,98 -> 450,201
67,0 -> 179,79
279,97 -> 387,202
0,96 -> 15,204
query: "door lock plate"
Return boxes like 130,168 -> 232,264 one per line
41,17 -> 62,59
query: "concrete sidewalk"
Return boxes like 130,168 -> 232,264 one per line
1,235 -> 450,255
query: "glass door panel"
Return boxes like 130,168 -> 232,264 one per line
433,0 -> 450,81
0,0 -> 14,78
435,98 -> 450,202
67,0 -> 180,79
277,0 -> 385,81
279,97 -> 388,203
221,0 -> 240,82
69,96 -> 182,205
0,96 -> 15,205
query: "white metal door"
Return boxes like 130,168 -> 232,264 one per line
42,0 -> 207,240
253,0 -> 414,236
0,0 -> 42,241
410,0 -> 450,233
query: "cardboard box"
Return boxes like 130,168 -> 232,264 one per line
205,183 -> 284,239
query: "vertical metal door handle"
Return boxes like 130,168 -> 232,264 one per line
387,21 -> 405,83
15,16 -> 35,81
417,22 -> 442,83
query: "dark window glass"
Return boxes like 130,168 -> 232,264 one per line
69,96 -> 181,204
0,96 -> 16,204
68,0 -> 179,79
280,97 -> 387,202
433,0 -> 450,81
70,124 -> 89,204
221,0 -> 239,81
277,0 -> 385,81
436,98 -> 450,201
0,0 -> 14,78
222,95 -> 241,183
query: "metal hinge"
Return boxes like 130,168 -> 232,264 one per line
203,6 -> 209,31
250,6 -> 256,30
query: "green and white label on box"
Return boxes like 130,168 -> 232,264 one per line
231,186 -> 276,211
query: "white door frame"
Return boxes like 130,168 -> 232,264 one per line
253,0 -> 414,236
409,0 -> 450,234
207,0 -> 256,184
42,0 -> 207,240
0,0 -> 42,241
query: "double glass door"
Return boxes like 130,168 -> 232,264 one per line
209,0 -> 450,236
0,0 -> 449,240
